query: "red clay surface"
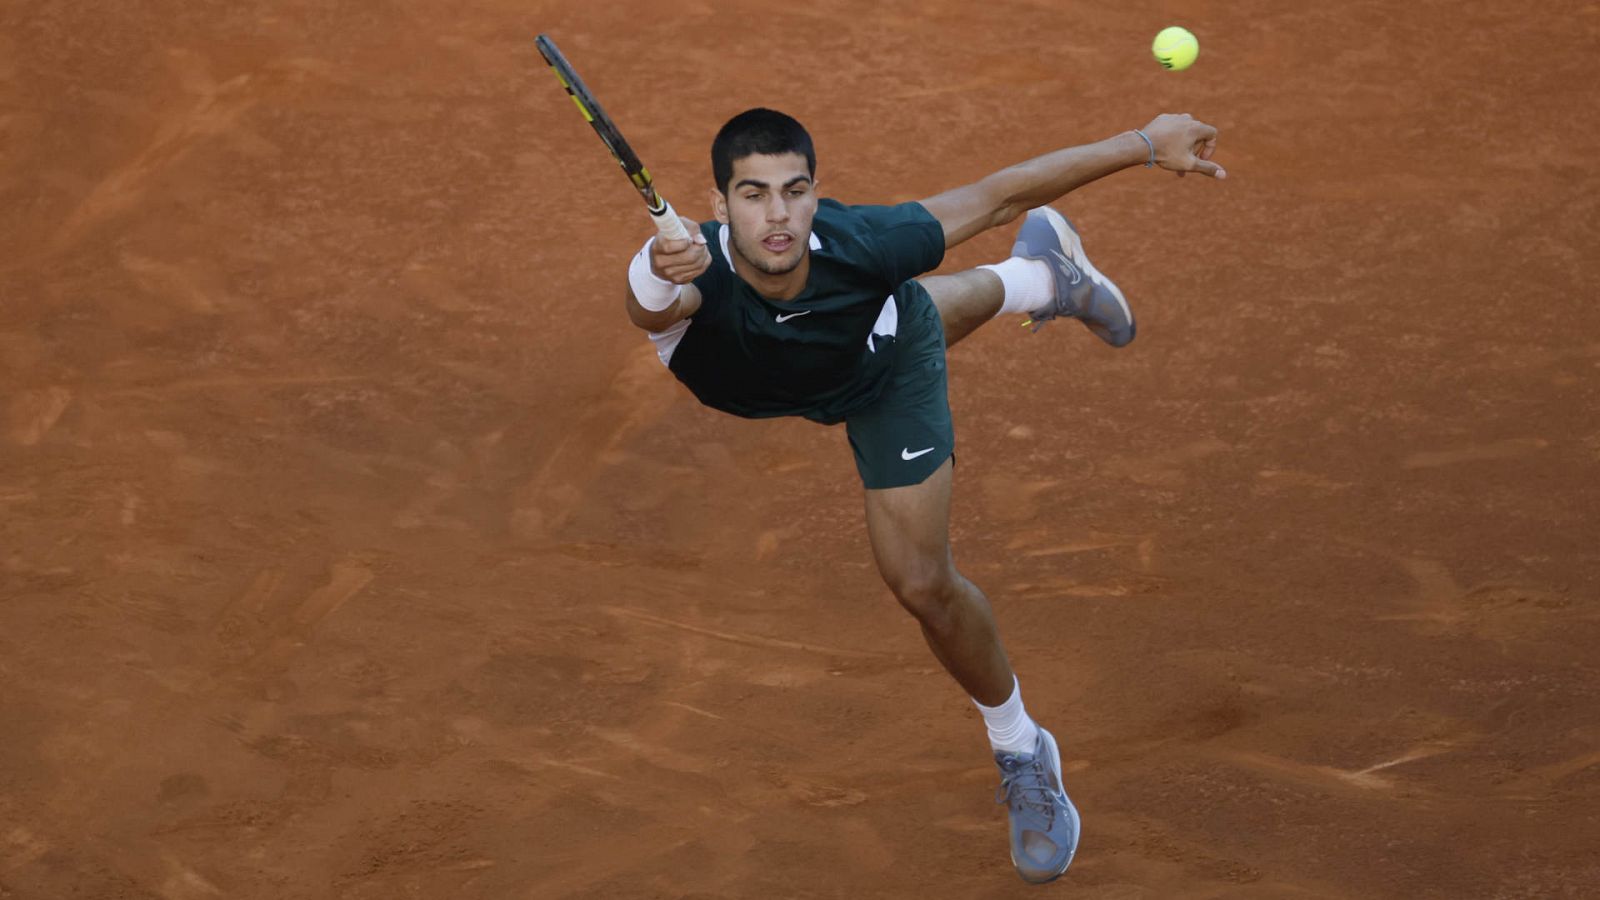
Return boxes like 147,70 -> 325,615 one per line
4,1 -> 1599,897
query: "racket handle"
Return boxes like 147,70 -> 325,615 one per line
650,198 -> 691,242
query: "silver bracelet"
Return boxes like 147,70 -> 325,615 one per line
1132,129 -> 1156,168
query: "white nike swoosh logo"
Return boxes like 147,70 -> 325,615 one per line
1048,249 -> 1083,285
901,447 -> 935,461
775,310 -> 812,323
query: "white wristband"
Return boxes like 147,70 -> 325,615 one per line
628,237 -> 682,312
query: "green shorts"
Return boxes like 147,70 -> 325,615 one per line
844,280 -> 954,489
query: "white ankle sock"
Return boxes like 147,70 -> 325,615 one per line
979,257 -> 1055,317
974,676 -> 1042,754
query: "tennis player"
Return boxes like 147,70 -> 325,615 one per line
624,108 -> 1223,883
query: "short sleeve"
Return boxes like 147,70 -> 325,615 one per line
689,219 -> 730,316
849,202 -> 946,286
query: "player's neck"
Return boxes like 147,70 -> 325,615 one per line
732,250 -> 810,302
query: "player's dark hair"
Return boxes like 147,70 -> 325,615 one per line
711,108 -> 816,193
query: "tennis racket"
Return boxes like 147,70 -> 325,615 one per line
534,34 -> 690,243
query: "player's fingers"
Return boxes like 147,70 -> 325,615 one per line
657,263 -> 690,283
675,244 -> 710,265
1193,121 -> 1218,142
662,251 -> 710,281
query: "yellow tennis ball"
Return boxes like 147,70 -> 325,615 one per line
1152,26 -> 1199,71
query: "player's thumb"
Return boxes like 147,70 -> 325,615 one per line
1191,158 -> 1227,180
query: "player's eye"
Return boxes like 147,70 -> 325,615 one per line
744,193 -> 763,201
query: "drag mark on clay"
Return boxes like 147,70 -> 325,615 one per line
1254,468 -> 1352,493
1402,437 -> 1548,469
1006,576 -> 1137,599
209,561 -> 373,677
158,852 -> 225,899
511,347 -> 679,538
121,493 -> 142,526
589,727 -> 711,775
1011,531 -> 1155,569
663,700 -> 724,720
3,826 -> 52,873
1101,437 -> 1230,486
1335,542 -> 1468,627
211,569 -> 283,637
523,754 -> 618,780
51,50 -> 327,251
6,387 -> 72,446
603,606 -> 885,659
1392,555 -> 1464,619
1357,547 -> 1576,645
1017,535 -> 1141,556
118,251 -> 225,314
105,374 -> 371,397
289,560 -> 374,630
1349,742 -> 1459,779
1494,750 -> 1600,796
1210,740 -> 1459,794
771,772 -> 867,808
54,60 -> 260,247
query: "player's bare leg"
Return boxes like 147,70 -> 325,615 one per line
864,456 -> 1081,882
919,270 -> 1004,348
862,457 -> 1013,703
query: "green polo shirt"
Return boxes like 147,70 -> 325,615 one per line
667,199 -> 945,424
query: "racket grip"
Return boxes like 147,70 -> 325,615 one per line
650,199 -> 691,242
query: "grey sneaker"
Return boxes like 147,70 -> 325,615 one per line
993,728 -> 1081,884
1014,206 -> 1135,347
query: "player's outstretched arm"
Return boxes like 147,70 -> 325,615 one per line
918,113 -> 1224,250
625,217 -> 710,333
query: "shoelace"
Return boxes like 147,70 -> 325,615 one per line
1023,260 -> 1095,333
994,758 -> 1058,826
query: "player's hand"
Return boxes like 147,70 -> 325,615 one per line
650,217 -> 712,284
1140,113 -> 1226,180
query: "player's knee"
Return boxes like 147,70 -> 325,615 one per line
884,561 -> 962,627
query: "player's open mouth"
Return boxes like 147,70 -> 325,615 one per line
761,234 -> 794,253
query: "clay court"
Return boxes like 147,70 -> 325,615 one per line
3,1 -> 1598,897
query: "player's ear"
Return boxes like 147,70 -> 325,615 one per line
710,187 -> 729,224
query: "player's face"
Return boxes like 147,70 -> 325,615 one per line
713,152 -> 818,276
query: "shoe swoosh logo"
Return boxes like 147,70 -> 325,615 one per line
1047,249 -> 1083,285
775,310 -> 812,323
901,447 -> 935,461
